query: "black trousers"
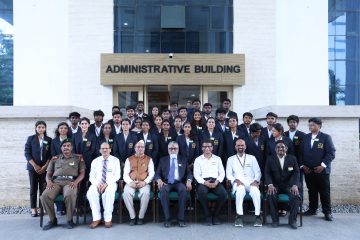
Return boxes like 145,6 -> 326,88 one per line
267,187 -> 300,224
28,170 -> 46,208
197,183 -> 227,218
304,173 -> 331,214
160,182 -> 187,221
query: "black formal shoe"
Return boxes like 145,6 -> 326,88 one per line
129,218 -> 136,226
303,210 -> 317,216
205,217 -> 212,226
271,221 -> 279,228
212,217 -> 221,225
325,213 -> 334,221
289,222 -> 298,229
64,220 -> 75,229
31,213 -> 38,217
137,218 -> 144,225
178,221 -> 186,227
164,221 -> 170,228
43,218 -> 58,231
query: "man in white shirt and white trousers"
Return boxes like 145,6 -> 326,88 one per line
87,142 -> 121,228
226,139 -> 262,227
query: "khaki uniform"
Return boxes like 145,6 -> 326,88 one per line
40,154 -> 85,222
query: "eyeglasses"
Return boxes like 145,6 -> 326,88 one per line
101,148 -> 110,150
202,146 -> 213,148
168,148 -> 178,150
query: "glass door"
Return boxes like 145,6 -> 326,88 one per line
202,86 -> 233,115
113,86 -> 144,117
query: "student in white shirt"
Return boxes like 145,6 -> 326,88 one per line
87,142 -> 121,229
226,139 -> 262,227
194,140 -> 227,226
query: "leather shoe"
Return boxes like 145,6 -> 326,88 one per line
289,222 -> 298,229
178,221 -> 186,227
303,210 -> 317,216
205,217 -> 212,226
129,218 -> 136,226
325,213 -> 334,221
89,220 -> 101,229
43,218 -> 58,231
164,221 -> 170,228
137,218 -> 144,225
105,221 -> 112,228
212,217 -> 221,225
64,220 -> 75,229
271,221 -> 279,228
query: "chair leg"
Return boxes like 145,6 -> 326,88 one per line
300,201 -> 303,227
39,199 -> 43,228
227,197 -> 231,223
156,198 -> 160,223
152,199 -> 156,223
194,197 -> 197,223
263,199 -> 267,224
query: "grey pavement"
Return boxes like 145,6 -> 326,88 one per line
0,213 -> 359,240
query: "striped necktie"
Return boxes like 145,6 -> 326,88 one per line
101,159 -> 108,183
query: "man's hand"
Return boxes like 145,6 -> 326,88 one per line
157,179 -> 166,189
137,181 -> 146,188
204,180 -> 211,188
250,181 -> 259,188
51,156 -> 58,161
33,163 -> 41,173
290,185 -> 299,196
129,182 -> 137,189
314,165 -> 325,173
38,165 -> 47,174
68,181 -> 78,189
303,165 -> 311,174
234,179 -> 244,186
46,180 -> 54,189
100,183 -> 107,193
267,184 -> 277,195
186,180 -> 192,191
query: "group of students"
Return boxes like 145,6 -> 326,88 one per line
24,98 -> 336,230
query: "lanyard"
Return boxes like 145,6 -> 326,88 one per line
236,154 -> 246,169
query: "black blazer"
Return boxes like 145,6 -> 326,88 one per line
261,126 -> 272,140
215,120 -> 230,133
25,135 -> 52,171
68,126 -> 81,138
154,154 -> 193,183
95,135 -> 116,157
238,123 -> 250,138
158,132 -> 177,158
50,136 -> 65,157
89,123 -> 103,138
266,136 -> 294,157
223,130 -> 246,160
72,131 -> 97,169
284,130 -> 306,162
244,135 -> 267,173
300,132 -> 336,174
200,129 -> 224,157
137,132 -> 159,166
226,110 -> 238,121
169,127 -> 183,137
113,131 -> 138,164
265,154 -> 300,189
176,135 -> 200,165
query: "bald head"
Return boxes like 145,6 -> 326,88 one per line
235,138 -> 246,155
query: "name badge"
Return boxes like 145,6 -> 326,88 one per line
210,137 -> 215,141
147,139 -> 151,143
225,127 -> 229,130
69,162 -> 74,166
43,140 -> 48,145
245,163 -> 251,167
83,138 -> 88,142
167,137 -> 172,140
288,167 -> 293,171
178,164 -> 182,167
107,169 -> 113,172
234,135 -> 239,138
293,136 -> 299,139
108,139 -> 113,143
211,161 -> 217,165
314,138 -> 319,142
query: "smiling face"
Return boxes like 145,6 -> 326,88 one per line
183,123 -> 191,135
206,118 -> 215,130
58,124 -> 68,136
80,120 -> 89,132
102,124 -> 112,136
275,142 -> 287,158
202,142 -> 213,155
100,142 -> 111,158
193,111 -> 202,121
121,120 -> 130,132
61,142 -> 73,155
36,124 -> 46,135
235,139 -> 246,154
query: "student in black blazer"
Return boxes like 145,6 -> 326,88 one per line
261,112 -> 278,140
265,140 -> 300,229
89,110 -> 105,138
113,119 -> 138,166
24,120 -> 52,217
201,117 -> 223,157
266,123 -> 294,157
238,112 -> 253,138
109,110 -> 123,136
150,115 -> 163,136
223,116 -> 246,164
190,110 -> 206,142
300,118 -> 336,221
95,123 -> 115,157
176,121 -> 200,167
215,108 -> 229,133
170,116 -> 184,137
244,123 -> 267,175
68,112 -> 81,138
155,141 -> 193,227
158,119 -> 177,159
222,98 -> 238,121
137,119 -> 159,168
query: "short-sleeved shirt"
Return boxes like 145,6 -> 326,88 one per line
47,154 -> 86,177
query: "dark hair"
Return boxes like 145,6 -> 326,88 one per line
134,117 -> 143,124
228,116 -> 238,121
287,115 -> 299,123
275,139 -> 288,148
174,115 -> 182,121
137,101 -> 144,104
308,117 -> 322,127
80,117 -> 90,124
154,115 -> 163,121
35,120 -> 47,136
101,122 -> 112,137
203,102 -> 212,108
162,109 -> 171,114
178,106 -> 187,112
55,122 -> 70,137
250,122 -> 262,133
121,118 -> 131,125
222,98 -> 231,103
93,110 -> 105,117
272,123 -> 284,134
191,110 -> 206,129
192,99 -> 201,104
112,110 -> 123,117
126,105 -> 135,111
162,119 -> 170,125
215,108 -> 227,115
170,102 -> 178,106
266,112 -> 278,118
141,119 -> 151,126
112,105 -> 120,111
202,139 -> 213,146
68,112 -> 80,118
206,117 -> 216,123
243,112 -> 253,118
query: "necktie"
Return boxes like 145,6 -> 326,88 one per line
168,157 -> 176,184
102,159 -> 108,183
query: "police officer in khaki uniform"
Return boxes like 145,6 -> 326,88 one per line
40,138 -> 85,230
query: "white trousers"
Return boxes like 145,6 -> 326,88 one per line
234,184 -> 261,216
123,184 -> 150,219
86,183 -> 117,222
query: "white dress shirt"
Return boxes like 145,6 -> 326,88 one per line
289,130 -> 296,141
194,154 -> 225,184
114,125 -> 122,134
89,155 -> 121,186
226,154 -> 261,188
123,157 -> 155,184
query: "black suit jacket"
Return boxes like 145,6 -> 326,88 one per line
266,136 -> 294,157
137,132 -> 159,166
25,135 -> 52,171
261,126 -> 273,140
265,154 -> 300,189
226,110 -> 238,121
200,129 -> 224,157
176,135 -> 200,164
238,123 -> 250,138
244,135 -> 266,172
89,123 -> 103,138
223,130 -> 246,160
284,130 -> 306,162
50,136 -> 63,157
154,154 -> 193,183
113,131 -> 138,164
95,135 -> 116,157
215,120 -> 230,133
68,126 -> 81,138
300,132 -> 336,174
72,131 -> 97,170
158,132 -> 177,158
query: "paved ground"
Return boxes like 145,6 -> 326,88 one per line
0,213 -> 359,240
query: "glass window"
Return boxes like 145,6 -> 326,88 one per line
208,91 -> 228,115
186,31 -> 209,53
161,31 -> 185,53
134,32 -> 160,53
186,6 -> 210,30
118,91 -> 139,116
136,6 -> 161,31
211,7 -> 233,31
115,7 -> 135,31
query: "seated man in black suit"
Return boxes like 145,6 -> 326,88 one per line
265,140 -> 300,229
155,141 -> 193,228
